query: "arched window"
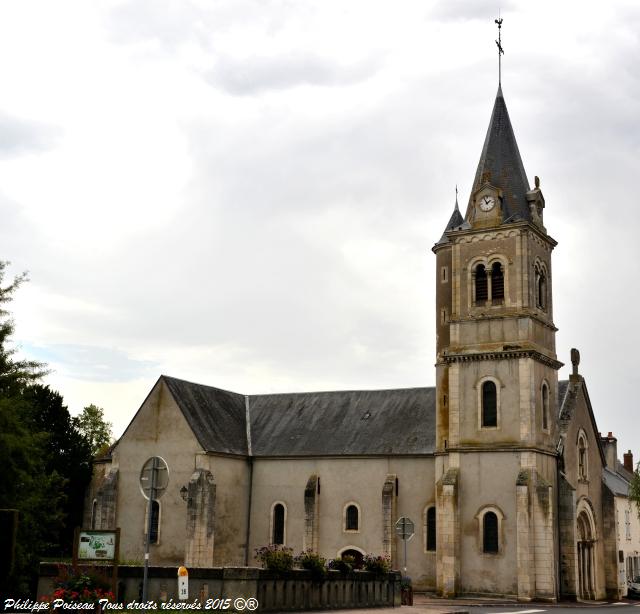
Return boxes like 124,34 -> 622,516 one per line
483,511 -> 499,553
542,383 -> 549,431
491,262 -> 504,302
425,506 -> 436,552
91,499 -> 98,529
345,504 -> 359,531
578,433 -> 588,480
272,503 -> 285,545
149,500 -> 160,544
537,273 -> 547,310
474,264 -> 488,304
481,380 -> 497,427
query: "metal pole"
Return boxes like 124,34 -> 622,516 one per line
142,457 -> 157,602
403,536 -> 407,574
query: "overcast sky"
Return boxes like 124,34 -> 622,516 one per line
1,0 -> 638,458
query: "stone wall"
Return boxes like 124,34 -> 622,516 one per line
37,564 -> 401,611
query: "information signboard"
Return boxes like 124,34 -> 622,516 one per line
77,530 -> 118,561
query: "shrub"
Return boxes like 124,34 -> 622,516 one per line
363,554 -> 391,575
255,544 -> 294,574
296,550 -> 327,580
328,555 -> 355,574
41,564 -> 115,603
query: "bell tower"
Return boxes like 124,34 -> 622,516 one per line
432,82 -> 562,600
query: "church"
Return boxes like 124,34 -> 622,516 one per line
85,80 -> 629,601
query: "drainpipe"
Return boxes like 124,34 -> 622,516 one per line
244,395 -> 254,566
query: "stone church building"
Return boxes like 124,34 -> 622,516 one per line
85,85 -> 625,601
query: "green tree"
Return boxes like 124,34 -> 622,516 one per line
630,461 -> 640,522
0,261 -> 95,595
74,403 -> 113,456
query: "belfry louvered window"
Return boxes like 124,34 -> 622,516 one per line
475,264 -> 488,303
483,511 -> 499,553
481,381 -> 497,427
491,262 -> 504,302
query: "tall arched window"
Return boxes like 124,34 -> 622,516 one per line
482,381 -> 497,427
483,511 -> 499,553
537,273 -> 547,310
491,262 -> 504,302
272,503 -> 285,545
475,264 -> 488,304
91,499 -> 98,529
578,433 -> 588,480
542,383 -> 549,431
149,500 -> 160,544
425,506 -> 436,552
345,504 -> 359,531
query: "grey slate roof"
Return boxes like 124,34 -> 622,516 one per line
467,86 -> 531,223
603,466 -> 630,496
437,200 -> 468,244
162,376 -> 436,457
249,387 -> 436,456
163,376 -> 248,455
558,379 -> 569,415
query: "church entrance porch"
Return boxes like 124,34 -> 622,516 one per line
577,509 -> 597,600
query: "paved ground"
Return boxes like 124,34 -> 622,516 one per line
306,593 -> 640,614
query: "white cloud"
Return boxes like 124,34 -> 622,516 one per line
0,0 -> 638,458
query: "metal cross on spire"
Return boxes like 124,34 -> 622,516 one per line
495,16 -> 504,85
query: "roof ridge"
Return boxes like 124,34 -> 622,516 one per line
161,374 -> 245,397
249,385 -> 435,398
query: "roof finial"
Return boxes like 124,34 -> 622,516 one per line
455,184 -> 459,210
495,14 -> 504,86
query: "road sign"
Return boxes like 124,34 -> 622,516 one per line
141,456 -> 170,602
395,517 -> 415,541
139,456 -> 169,500
178,566 -> 189,600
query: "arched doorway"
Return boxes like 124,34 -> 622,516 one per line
577,508 -> 596,600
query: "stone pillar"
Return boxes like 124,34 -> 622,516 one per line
533,478 -> 556,600
94,469 -> 118,529
304,475 -> 319,552
382,475 -> 397,567
516,470 -> 532,601
558,475 -> 577,600
436,468 -> 459,597
185,469 -> 216,567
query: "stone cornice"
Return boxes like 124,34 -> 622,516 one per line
435,445 -> 558,457
432,220 -> 558,252
438,348 -> 564,370
449,311 -> 558,332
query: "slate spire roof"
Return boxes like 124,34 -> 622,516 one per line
437,193 -> 468,245
467,85 -> 531,223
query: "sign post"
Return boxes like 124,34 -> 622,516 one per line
394,517 -> 415,574
178,566 -> 189,601
139,456 -> 169,602
72,528 -> 120,595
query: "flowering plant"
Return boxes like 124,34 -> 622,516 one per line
362,554 -> 391,574
295,550 -> 327,580
255,544 -> 294,574
41,564 -> 115,603
327,555 -> 355,574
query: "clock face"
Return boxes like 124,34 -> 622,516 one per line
480,195 -> 495,212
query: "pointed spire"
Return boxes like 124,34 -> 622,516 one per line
437,187 -> 467,244
466,86 -> 531,223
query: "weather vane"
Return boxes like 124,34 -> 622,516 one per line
495,15 -> 504,85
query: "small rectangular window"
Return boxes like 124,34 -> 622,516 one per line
440,308 -> 447,325
441,267 -> 448,283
